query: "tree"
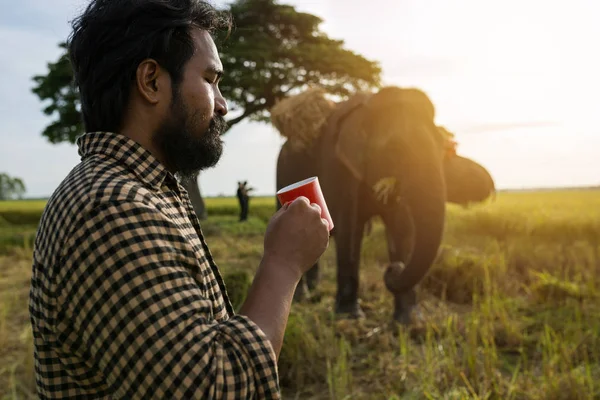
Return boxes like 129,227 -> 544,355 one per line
31,0 -> 382,219
0,173 -> 26,200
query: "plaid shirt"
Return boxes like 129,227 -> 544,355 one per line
29,131 -> 280,399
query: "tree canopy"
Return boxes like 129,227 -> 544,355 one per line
214,0 -> 382,129
32,0 -> 381,142
0,173 -> 26,201
31,0 -> 382,217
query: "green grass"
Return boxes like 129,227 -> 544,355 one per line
0,200 -> 48,227
1,190 -> 599,399
0,200 -> 48,212
0,196 -> 277,227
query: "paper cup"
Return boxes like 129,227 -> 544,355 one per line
276,176 -> 334,231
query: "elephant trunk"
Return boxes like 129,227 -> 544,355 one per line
384,166 -> 446,296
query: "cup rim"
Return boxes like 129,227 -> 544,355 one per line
276,176 -> 318,195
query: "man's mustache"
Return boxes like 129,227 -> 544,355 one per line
209,115 -> 228,136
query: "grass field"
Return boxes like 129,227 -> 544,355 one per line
1,189 -> 599,399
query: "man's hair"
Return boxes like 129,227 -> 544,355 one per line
68,0 -> 232,133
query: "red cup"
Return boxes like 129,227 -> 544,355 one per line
276,176 -> 334,231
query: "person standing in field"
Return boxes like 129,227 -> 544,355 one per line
237,180 -> 255,221
28,1 -> 330,399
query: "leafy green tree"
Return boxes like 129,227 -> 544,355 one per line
0,173 -> 26,200
31,0 -> 381,218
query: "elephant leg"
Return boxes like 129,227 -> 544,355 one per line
384,261 -> 420,325
292,262 -> 319,302
293,274 -> 310,302
305,263 -> 320,291
292,262 -> 321,304
391,285 -> 418,325
334,213 -> 366,319
275,139 -> 322,303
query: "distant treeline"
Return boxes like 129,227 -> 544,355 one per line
496,185 -> 600,193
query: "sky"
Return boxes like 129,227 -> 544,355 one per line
0,0 -> 598,198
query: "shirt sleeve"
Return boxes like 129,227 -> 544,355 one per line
53,200 -> 281,399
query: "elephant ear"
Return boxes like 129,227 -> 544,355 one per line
330,92 -> 372,182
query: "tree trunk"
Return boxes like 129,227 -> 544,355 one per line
181,172 -> 207,220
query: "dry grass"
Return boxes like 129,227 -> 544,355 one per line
0,249 -> 37,400
270,86 -> 337,150
1,188 -> 599,399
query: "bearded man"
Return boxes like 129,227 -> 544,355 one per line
29,1 -> 330,399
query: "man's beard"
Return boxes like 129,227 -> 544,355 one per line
152,91 -> 228,181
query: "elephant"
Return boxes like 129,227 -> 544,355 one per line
274,86 -> 448,325
443,154 -> 496,207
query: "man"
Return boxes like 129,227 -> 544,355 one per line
237,181 -> 254,221
236,181 -> 247,221
29,1 -> 330,399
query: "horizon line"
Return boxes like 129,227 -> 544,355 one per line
10,183 -> 600,201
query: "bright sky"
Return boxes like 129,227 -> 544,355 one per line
0,0 -> 598,198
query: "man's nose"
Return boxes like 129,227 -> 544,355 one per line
215,92 -> 228,116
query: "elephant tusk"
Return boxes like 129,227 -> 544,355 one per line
372,177 -> 397,205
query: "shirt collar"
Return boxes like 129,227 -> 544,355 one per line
76,131 -> 175,190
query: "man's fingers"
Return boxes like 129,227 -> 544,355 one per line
288,196 -> 310,208
311,203 -> 322,214
296,196 -> 310,206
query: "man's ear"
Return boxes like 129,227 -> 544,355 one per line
135,59 -> 163,105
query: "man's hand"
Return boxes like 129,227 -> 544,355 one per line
238,196 -> 330,359
263,196 -> 330,280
